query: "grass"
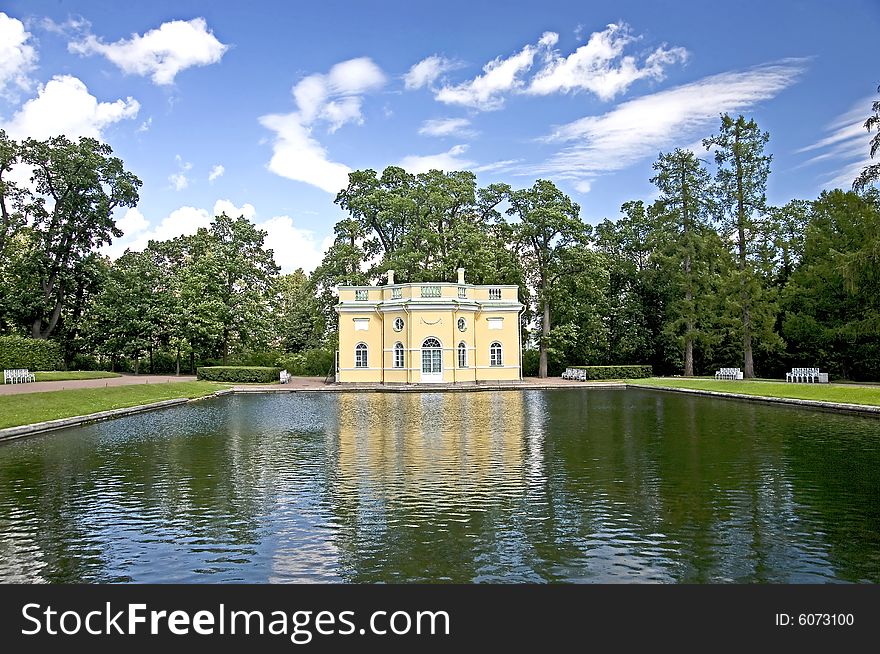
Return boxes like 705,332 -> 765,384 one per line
33,371 -> 121,381
0,381 -> 228,430
633,377 -> 880,407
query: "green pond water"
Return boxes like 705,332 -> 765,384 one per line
0,388 -> 877,583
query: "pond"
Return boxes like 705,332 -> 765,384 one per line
0,388 -> 878,583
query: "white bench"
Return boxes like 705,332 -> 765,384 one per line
786,367 -> 828,383
714,367 -> 743,380
3,368 -> 36,384
279,369 -> 290,384
562,367 -> 587,381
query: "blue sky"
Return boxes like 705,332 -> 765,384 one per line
1,0 -> 877,272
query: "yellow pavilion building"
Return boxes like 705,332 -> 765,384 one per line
335,268 -> 524,384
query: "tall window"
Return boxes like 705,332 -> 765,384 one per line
458,342 -> 468,368
355,343 -> 368,368
355,289 -> 368,301
489,288 -> 501,299
490,341 -> 503,367
422,338 -> 442,374
393,342 -> 404,369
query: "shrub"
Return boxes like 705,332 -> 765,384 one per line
566,365 -> 653,380
196,366 -> 281,383
0,335 -> 63,371
277,348 -> 335,377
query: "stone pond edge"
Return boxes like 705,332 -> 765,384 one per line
1,380 -> 877,442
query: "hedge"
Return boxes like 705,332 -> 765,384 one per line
0,335 -> 63,371
196,366 -> 281,383
276,348 -> 335,377
566,365 -> 653,380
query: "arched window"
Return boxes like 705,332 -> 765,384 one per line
458,341 -> 468,368
421,337 -> 442,376
355,343 -> 368,368
393,342 -> 404,369
490,341 -> 503,367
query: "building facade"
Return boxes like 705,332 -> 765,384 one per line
335,268 -> 523,384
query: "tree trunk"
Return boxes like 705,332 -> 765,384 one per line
735,124 -> 755,379
134,354 -> 140,375
539,297 -> 550,378
222,327 -> 229,365
149,345 -> 154,374
176,346 -> 180,376
190,350 -> 195,375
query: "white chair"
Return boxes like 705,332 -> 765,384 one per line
279,370 -> 290,384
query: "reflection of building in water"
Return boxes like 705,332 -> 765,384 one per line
328,390 -> 541,581
334,391 -> 529,504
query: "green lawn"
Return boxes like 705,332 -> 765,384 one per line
33,371 -> 122,381
633,377 -> 880,406
0,382 -> 228,430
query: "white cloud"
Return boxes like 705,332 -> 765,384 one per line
136,117 -> 152,133
418,117 -> 476,137
2,75 -> 139,140
574,180 -> 592,194
526,23 -> 688,101
796,97 -> 876,189
260,57 -> 386,193
0,12 -> 37,98
526,60 -> 807,188
168,155 -> 192,191
259,112 -> 352,194
259,214 -> 332,273
404,55 -> 461,90
103,205 -> 212,257
116,207 -> 149,235
435,32 -> 558,110
208,164 -> 225,182
69,17 -> 228,85
213,199 -> 255,220
104,202 -> 332,274
399,144 -> 475,174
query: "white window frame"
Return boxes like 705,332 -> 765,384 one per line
457,317 -> 467,332
490,341 -> 503,367
355,342 -> 368,368
489,288 -> 501,300
458,287 -> 467,299
458,341 -> 468,368
393,342 -> 404,369
393,317 -> 404,332
391,287 -> 402,299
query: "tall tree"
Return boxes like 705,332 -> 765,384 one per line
853,84 -> 880,192
275,269 -> 323,352
704,114 -> 773,378
202,213 -> 280,363
650,148 -> 714,376
507,180 -> 589,378
17,136 -> 141,339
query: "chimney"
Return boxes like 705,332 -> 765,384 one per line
387,269 -> 395,285
457,267 -> 465,284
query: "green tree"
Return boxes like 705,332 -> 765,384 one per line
782,189 -> 880,379
650,148 -> 715,376
853,84 -> 880,192
507,180 -> 589,378
704,114 -> 776,377
275,269 -> 323,352
15,136 -> 141,339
